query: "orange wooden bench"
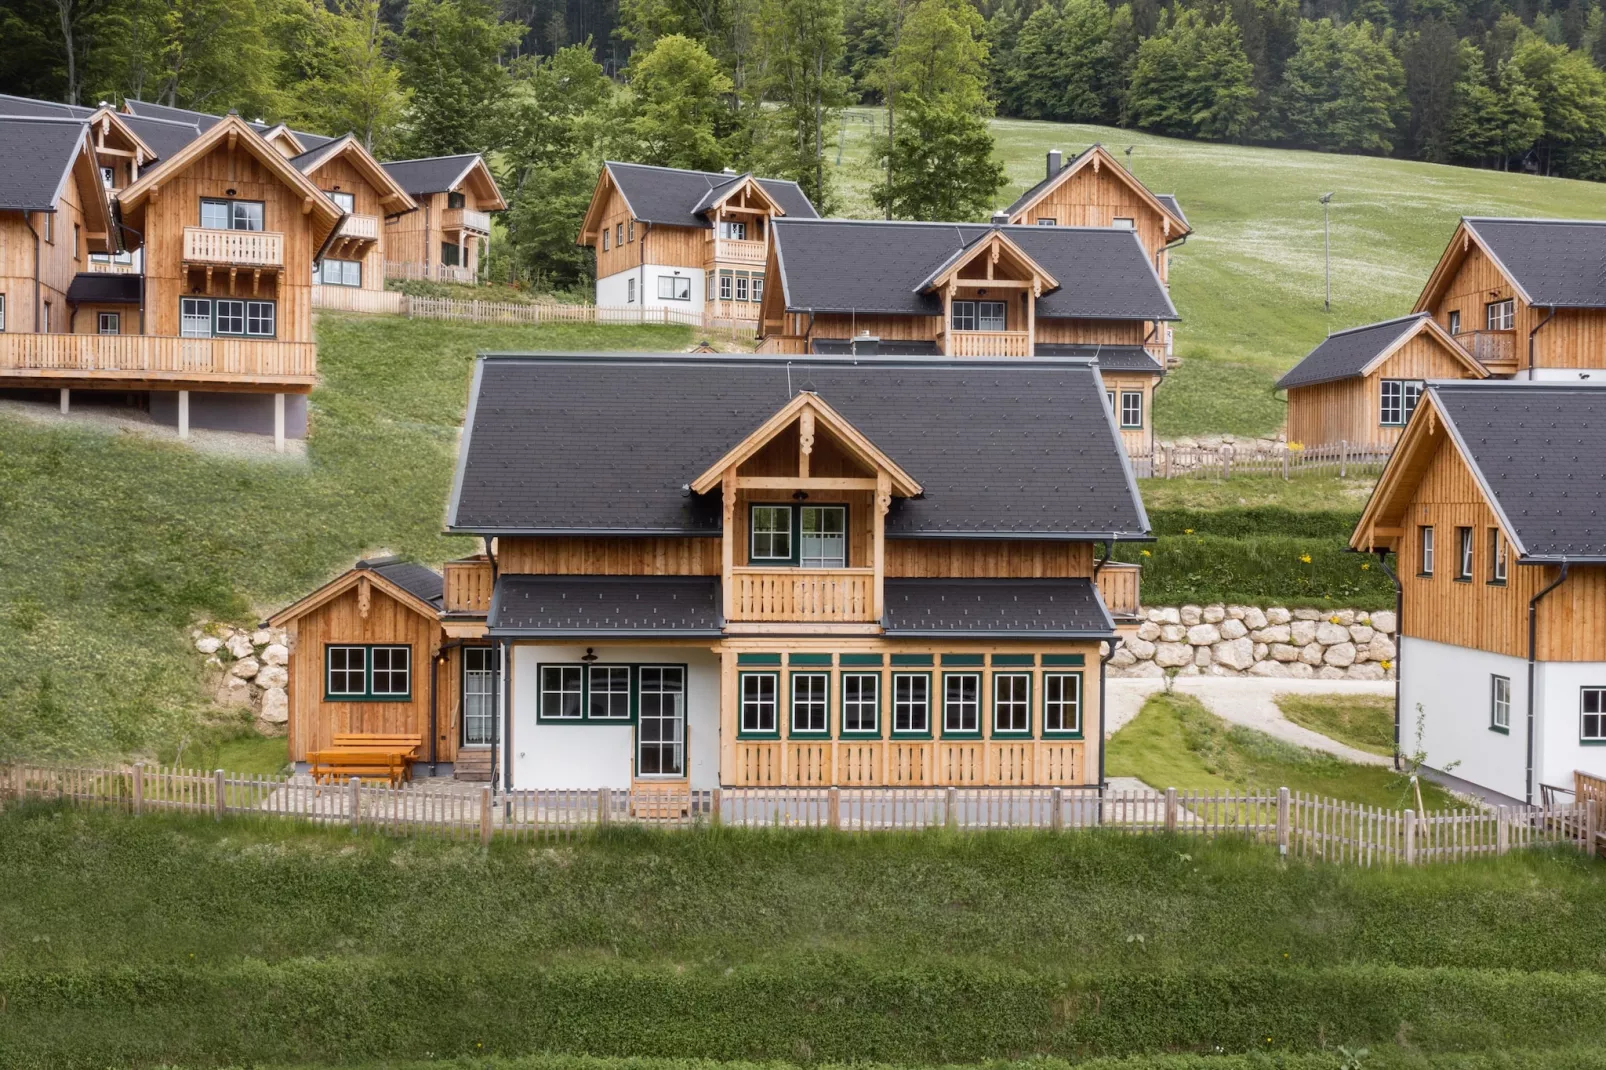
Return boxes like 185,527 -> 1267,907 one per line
310,734 -> 422,787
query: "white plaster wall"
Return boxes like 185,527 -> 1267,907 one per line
1535,660 -> 1606,792
509,643 -> 720,791
596,265 -> 705,317
1400,636 -> 1529,800
1531,368 -> 1606,382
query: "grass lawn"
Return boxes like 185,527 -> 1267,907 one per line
1279,693 -> 1399,758
1138,474 -> 1379,512
1107,694 -> 1454,810
0,315 -> 693,760
1,803 -> 1603,1067
830,111 -> 1606,437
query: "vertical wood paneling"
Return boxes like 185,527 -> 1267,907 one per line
1011,161 -> 1174,280
304,154 -> 387,292
497,536 -> 723,576
1287,334 -> 1479,448
1425,240 -> 1606,371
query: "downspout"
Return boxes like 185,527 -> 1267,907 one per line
1375,549 -> 1403,770
1528,306 -> 1555,380
638,221 -> 649,320
1527,561 -> 1570,804
499,638 -> 512,792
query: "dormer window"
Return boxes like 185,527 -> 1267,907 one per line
201,198 -> 264,231
719,220 -> 748,240
749,504 -> 846,567
953,300 -> 1005,332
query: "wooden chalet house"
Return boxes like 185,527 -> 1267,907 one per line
756,219 -> 1178,456
380,155 -> 506,283
275,353 -> 1150,791
578,162 -> 819,327
1282,218 -> 1606,449
1352,381 -> 1606,804
294,137 -> 419,310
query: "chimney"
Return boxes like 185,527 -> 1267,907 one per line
851,332 -> 880,357
990,210 -> 1009,225
1047,149 -> 1062,178
722,167 -> 737,176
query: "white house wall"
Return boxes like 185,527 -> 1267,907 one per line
508,643 -> 720,791
1531,367 -> 1606,382
1535,660 -> 1606,793
596,265 -> 705,318
1401,636 -> 1529,800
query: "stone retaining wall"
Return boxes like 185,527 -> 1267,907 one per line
1112,605 -> 1396,680
192,623 -> 290,725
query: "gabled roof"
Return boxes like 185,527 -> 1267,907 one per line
913,228 -> 1060,295
293,135 -> 418,213
1004,144 -> 1190,237
121,98 -> 228,130
770,219 -> 1177,321
448,354 -> 1150,541
1353,382 -> 1606,562
1416,218 -> 1606,312
590,161 -> 819,232
380,154 -> 506,207
267,556 -> 443,626
0,93 -> 94,118
1276,313 -> 1485,391
0,116 -> 95,210
688,172 -> 785,218
118,113 -> 204,161
1035,344 -> 1164,374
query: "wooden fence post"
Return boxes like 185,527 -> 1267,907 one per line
1340,440 -> 1349,478
945,786 -> 957,831
1586,799 -> 1599,857
710,787 -> 722,827
828,787 -> 841,830
479,786 -> 493,846
1496,807 -> 1510,855
214,769 -> 225,821
1164,787 -> 1178,833
133,762 -> 144,816
1051,787 -> 1064,831
1277,786 -> 1290,855
349,776 -> 361,831
597,787 -> 611,827
1222,448 -> 1232,481
1403,808 -> 1416,865
1281,448 -> 1290,481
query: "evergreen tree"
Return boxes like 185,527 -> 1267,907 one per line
397,0 -> 519,156
1007,0 -> 1113,122
1128,10 -> 1257,141
281,0 -> 406,154
1404,19 -> 1463,161
870,95 -> 1006,219
1446,48 -> 1543,167
1274,18 -> 1406,154
622,33 -> 734,170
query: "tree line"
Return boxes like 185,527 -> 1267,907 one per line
5,0 -> 1606,292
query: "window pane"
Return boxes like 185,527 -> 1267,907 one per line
214,299 -> 245,335
978,301 -> 1006,331
952,301 -> 976,332
1420,526 -> 1434,575
894,674 -> 929,733
371,646 -> 410,695
800,506 -> 846,568
741,673 -> 777,733
791,673 -> 828,733
232,201 -> 264,231
201,200 -> 230,229
843,674 -> 879,733
944,674 -> 979,733
1045,674 -> 1081,734
735,274 -> 749,301
246,301 -> 275,336
1121,392 -> 1143,428
328,191 -> 355,212
751,505 -> 792,560
540,665 -> 583,719
993,673 -> 1030,733
327,646 -> 366,695
462,647 -> 497,745
181,298 -> 211,338
638,667 -> 685,776
589,665 -> 632,719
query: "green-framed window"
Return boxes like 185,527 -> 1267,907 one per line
892,672 -> 931,736
1044,672 -> 1083,737
636,666 -> 687,777
538,665 -> 584,720
942,672 -> 981,737
537,663 -> 640,723
841,672 -> 880,736
992,672 -> 1032,736
589,665 -> 632,720
739,671 -> 780,737
324,644 -> 411,701
790,671 -> 830,736
748,503 -> 848,567
179,296 -> 276,339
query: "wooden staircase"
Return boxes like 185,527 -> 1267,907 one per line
454,748 -> 492,782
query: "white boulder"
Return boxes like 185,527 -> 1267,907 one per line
1265,607 -> 1292,625
1299,642 -> 1326,666
216,675 -> 252,708
1181,604 -> 1203,626
195,636 -> 222,655
1154,643 -> 1193,668
1213,637 -> 1256,671
261,643 -> 290,667
1243,607 -> 1269,630
251,628 -> 272,647
230,656 -> 261,680
1323,642 -> 1357,668
1367,634 -> 1397,662
1346,662 -> 1387,681
1249,660 -> 1289,678
1187,623 -> 1222,645
1161,624 -> 1187,643
1202,604 -> 1226,624
1137,621 -> 1161,642
1290,620 -> 1318,646
1252,624 -> 1292,644
1285,662 -> 1315,679
256,665 -> 289,689
259,687 -> 290,723
1110,647 -> 1138,668
1219,618 -> 1248,640
1316,622 -> 1351,646
1349,624 -> 1375,644
1294,608 -> 1323,621
225,633 -> 254,659
1371,611 -> 1397,634
1150,607 -> 1181,625
1125,636 -> 1157,660
1270,643 -> 1301,663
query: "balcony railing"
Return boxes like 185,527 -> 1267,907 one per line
707,299 -> 761,324
0,332 -> 315,383
714,238 -> 767,265
730,567 -> 876,623
337,214 -> 380,241
444,558 -> 493,614
442,207 -> 491,234
183,227 -> 284,268
1453,329 -> 1517,371
950,330 -> 1031,357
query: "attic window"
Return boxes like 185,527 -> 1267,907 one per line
1113,217 -> 1135,229
1379,380 -> 1423,426
1486,299 -> 1514,331
719,220 -> 748,241
1037,218 -> 1056,226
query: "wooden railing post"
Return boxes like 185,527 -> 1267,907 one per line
1277,786 -> 1290,855
1340,439 -> 1349,478
133,762 -> 145,816
1586,799 -> 1599,857
479,786 -> 493,846
945,786 -> 957,831
1051,787 -> 1064,831
1403,808 -> 1416,865
214,769 -> 225,821
828,786 -> 841,830
1281,447 -> 1290,481
349,776 -> 361,831
1164,786 -> 1178,833
597,787 -> 611,827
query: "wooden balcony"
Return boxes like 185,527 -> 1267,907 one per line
444,558 -> 493,614
442,207 -> 491,235
950,330 -> 1031,357
714,238 -> 767,265
1453,329 -> 1518,373
1096,560 -> 1142,619
183,227 -> 284,268
0,332 -> 316,385
337,214 -> 380,242
729,566 -> 876,623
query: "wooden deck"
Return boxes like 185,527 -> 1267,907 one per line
728,566 -> 877,623
0,332 -> 317,386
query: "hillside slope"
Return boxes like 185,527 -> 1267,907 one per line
831,113 -> 1606,436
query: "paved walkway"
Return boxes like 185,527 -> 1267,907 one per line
1106,677 -> 1394,767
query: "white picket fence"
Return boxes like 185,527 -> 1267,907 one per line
1130,441 -> 1395,480
1,762 -> 1596,866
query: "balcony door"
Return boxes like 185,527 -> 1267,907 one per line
637,666 -> 686,778
461,646 -> 499,748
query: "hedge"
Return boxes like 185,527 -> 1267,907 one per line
4,960 -> 1606,1069
1112,534 -> 1396,609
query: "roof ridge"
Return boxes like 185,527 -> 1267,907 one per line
1325,312 -> 1428,338
1464,216 -> 1606,226
775,217 -> 1140,233
0,114 -> 90,126
383,152 -> 480,164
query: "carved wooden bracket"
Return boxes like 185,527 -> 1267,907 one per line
357,575 -> 371,619
798,408 -> 815,456
877,491 -> 892,516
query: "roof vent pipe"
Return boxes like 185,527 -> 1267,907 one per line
722,167 -> 737,175
1047,149 -> 1062,178
991,210 -> 1009,225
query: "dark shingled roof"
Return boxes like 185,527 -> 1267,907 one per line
358,556 -> 444,608
605,161 -> 818,228
1465,218 -> 1606,308
381,154 -> 484,196
1036,343 -> 1164,374
119,99 -> 332,160
1432,381 -> 1606,560
1003,146 -> 1096,218
1277,314 -> 1429,390
66,273 -> 142,304
882,578 -> 1115,637
449,353 -> 1148,540
123,98 -> 226,129
489,575 -> 722,637
1155,194 -> 1187,228
772,219 -> 1176,321
0,117 -> 88,210
0,93 -> 93,118
809,338 -> 942,356
119,114 -> 204,161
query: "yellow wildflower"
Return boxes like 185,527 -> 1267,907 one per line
1300,554 -> 1312,564
1141,549 -> 1152,557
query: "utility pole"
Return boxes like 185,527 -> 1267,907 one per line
1319,192 -> 1334,313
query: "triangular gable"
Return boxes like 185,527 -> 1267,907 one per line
1007,144 -> 1190,238
1359,315 -> 1488,380
86,106 -> 157,166
68,130 -> 117,253
693,173 -> 785,219
688,391 -> 922,498
296,135 -> 418,214
259,123 -> 307,156
451,155 -> 505,209
917,228 -> 1060,296
1350,389 -> 1523,557
267,565 -> 442,627
1413,219 -> 1533,313
579,165 -> 630,244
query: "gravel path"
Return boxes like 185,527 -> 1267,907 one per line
1106,677 -> 1393,767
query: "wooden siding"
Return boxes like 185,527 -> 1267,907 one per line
886,539 -> 1095,578
0,154 -> 97,334
497,536 -> 721,576
1538,566 -> 1606,662
1100,371 -> 1157,455
304,154 -> 387,291
1034,318 -> 1151,346
283,583 -> 449,763
1424,241 -> 1606,371
732,423 -> 876,569
385,189 -> 489,276
1286,333 -> 1478,449
1009,161 -> 1174,282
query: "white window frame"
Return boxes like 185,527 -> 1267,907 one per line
1120,390 -> 1143,429
719,271 -> 733,301
627,278 -> 636,303
325,645 -> 367,697
326,190 -> 356,213
1489,528 -> 1507,585
1491,675 -> 1511,732
1486,299 -> 1514,331
637,665 -> 686,777
734,272 -> 749,302
1457,526 -> 1474,580
588,665 -> 632,720
1113,216 -> 1135,229
0,293 -> 6,332
942,672 -> 981,735
740,671 -> 779,735
1419,525 -> 1434,576
892,673 -> 930,735
539,664 -> 584,720
461,647 -> 498,746
658,275 -> 691,301
1447,310 -> 1461,335
180,297 -> 211,338
842,673 -> 879,735
992,672 -> 1031,734
369,646 -> 411,697
799,505 -> 846,569
1044,672 -> 1083,735
616,223 -> 624,247
101,165 -> 115,189
1037,217 -> 1056,226
1582,687 -> 1606,743
791,672 -> 829,734
752,275 -> 764,304
97,311 -> 120,335
200,198 -> 264,232
749,504 -> 794,562
1380,379 -> 1424,426
602,228 -> 609,252
719,220 -> 747,241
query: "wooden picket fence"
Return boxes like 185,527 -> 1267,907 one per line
1130,441 -> 1394,480
312,287 -> 758,340
1,761 -> 1597,865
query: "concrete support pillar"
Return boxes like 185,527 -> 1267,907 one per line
177,390 -> 189,439
58,388 -> 69,415
273,393 -> 285,453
